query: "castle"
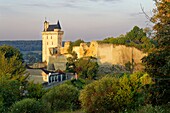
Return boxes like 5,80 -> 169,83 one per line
42,20 -> 146,72
42,20 -> 64,63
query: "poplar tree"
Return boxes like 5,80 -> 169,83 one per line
143,0 -> 170,77
142,0 -> 170,104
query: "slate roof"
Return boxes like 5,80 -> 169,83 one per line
26,69 -> 44,84
47,21 -> 61,31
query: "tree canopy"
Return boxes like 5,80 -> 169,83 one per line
99,26 -> 155,52
142,0 -> 170,105
66,56 -> 99,80
142,0 -> 170,77
0,46 -> 27,81
0,45 -> 23,61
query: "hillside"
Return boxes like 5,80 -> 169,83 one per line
0,40 -> 42,51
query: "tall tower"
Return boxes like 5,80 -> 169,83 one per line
42,20 -> 64,63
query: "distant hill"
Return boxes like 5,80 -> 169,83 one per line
0,40 -> 42,51
0,40 -> 66,52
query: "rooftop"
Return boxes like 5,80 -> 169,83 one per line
46,21 -> 61,31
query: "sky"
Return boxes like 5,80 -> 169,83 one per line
0,0 -> 154,41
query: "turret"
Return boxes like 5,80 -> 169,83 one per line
44,20 -> 49,31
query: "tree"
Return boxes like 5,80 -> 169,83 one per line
66,54 -> 99,80
126,26 -> 147,44
72,39 -> 84,46
100,26 -> 154,52
10,98 -> 49,113
75,57 -> 99,79
0,52 -> 27,81
42,84 -> 80,112
143,0 -> 170,77
65,78 -> 86,90
0,78 -> 22,112
25,82 -> 46,100
0,46 -> 27,81
66,51 -> 77,73
79,73 -> 153,113
0,45 -> 23,61
142,0 -> 170,105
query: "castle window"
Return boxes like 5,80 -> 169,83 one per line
52,42 -> 53,45
47,36 -> 48,39
51,36 -> 52,39
47,42 -> 48,45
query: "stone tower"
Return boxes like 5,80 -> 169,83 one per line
42,20 -> 64,63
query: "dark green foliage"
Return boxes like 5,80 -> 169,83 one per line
125,61 -> 135,74
142,1 -> 170,76
75,57 -> 99,79
25,82 -> 46,100
66,52 -> 77,73
66,55 -> 99,80
99,26 -> 154,52
126,104 -> 170,113
80,73 -> 153,113
142,51 -> 170,77
0,95 -> 3,113
0,46 -> 28,81
148,78 -> 170,105
126,26 -> 146,44
42,84 -> 80,112
65,78 -> 86,90
0,52 -> 28,81
0,45 -> 23,61
10,98 -> 50,113
0,79 -> 21,112
142,0 -> 170,77
142,0 -> 170,105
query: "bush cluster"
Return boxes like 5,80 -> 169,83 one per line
42,84 -> 80,112
79,73 -> 153,113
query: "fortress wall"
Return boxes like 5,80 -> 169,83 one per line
60,41 -> 71,54
96,44 -> 146,66
48,41 -> 146,71
86,41 -> 98,58
71,41 -> 146,66
96,43 -> 113,64
73,46 -> 81,58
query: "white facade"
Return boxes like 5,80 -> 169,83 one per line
42,20 -> 64,63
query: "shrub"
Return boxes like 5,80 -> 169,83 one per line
127,104 -> 170,113
79,73 -> 153,113
0,95 -> 4,113
25,81 -> 46,100
65,78 -> 86,90
0,79 -> 21,110
42,84 -> 80,112
10,98 -> 49,113
80,77 -> 120,113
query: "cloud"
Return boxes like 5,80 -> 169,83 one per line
22,2 -> 80,9
16,0 -> 123,10
22,3 -> 50,8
